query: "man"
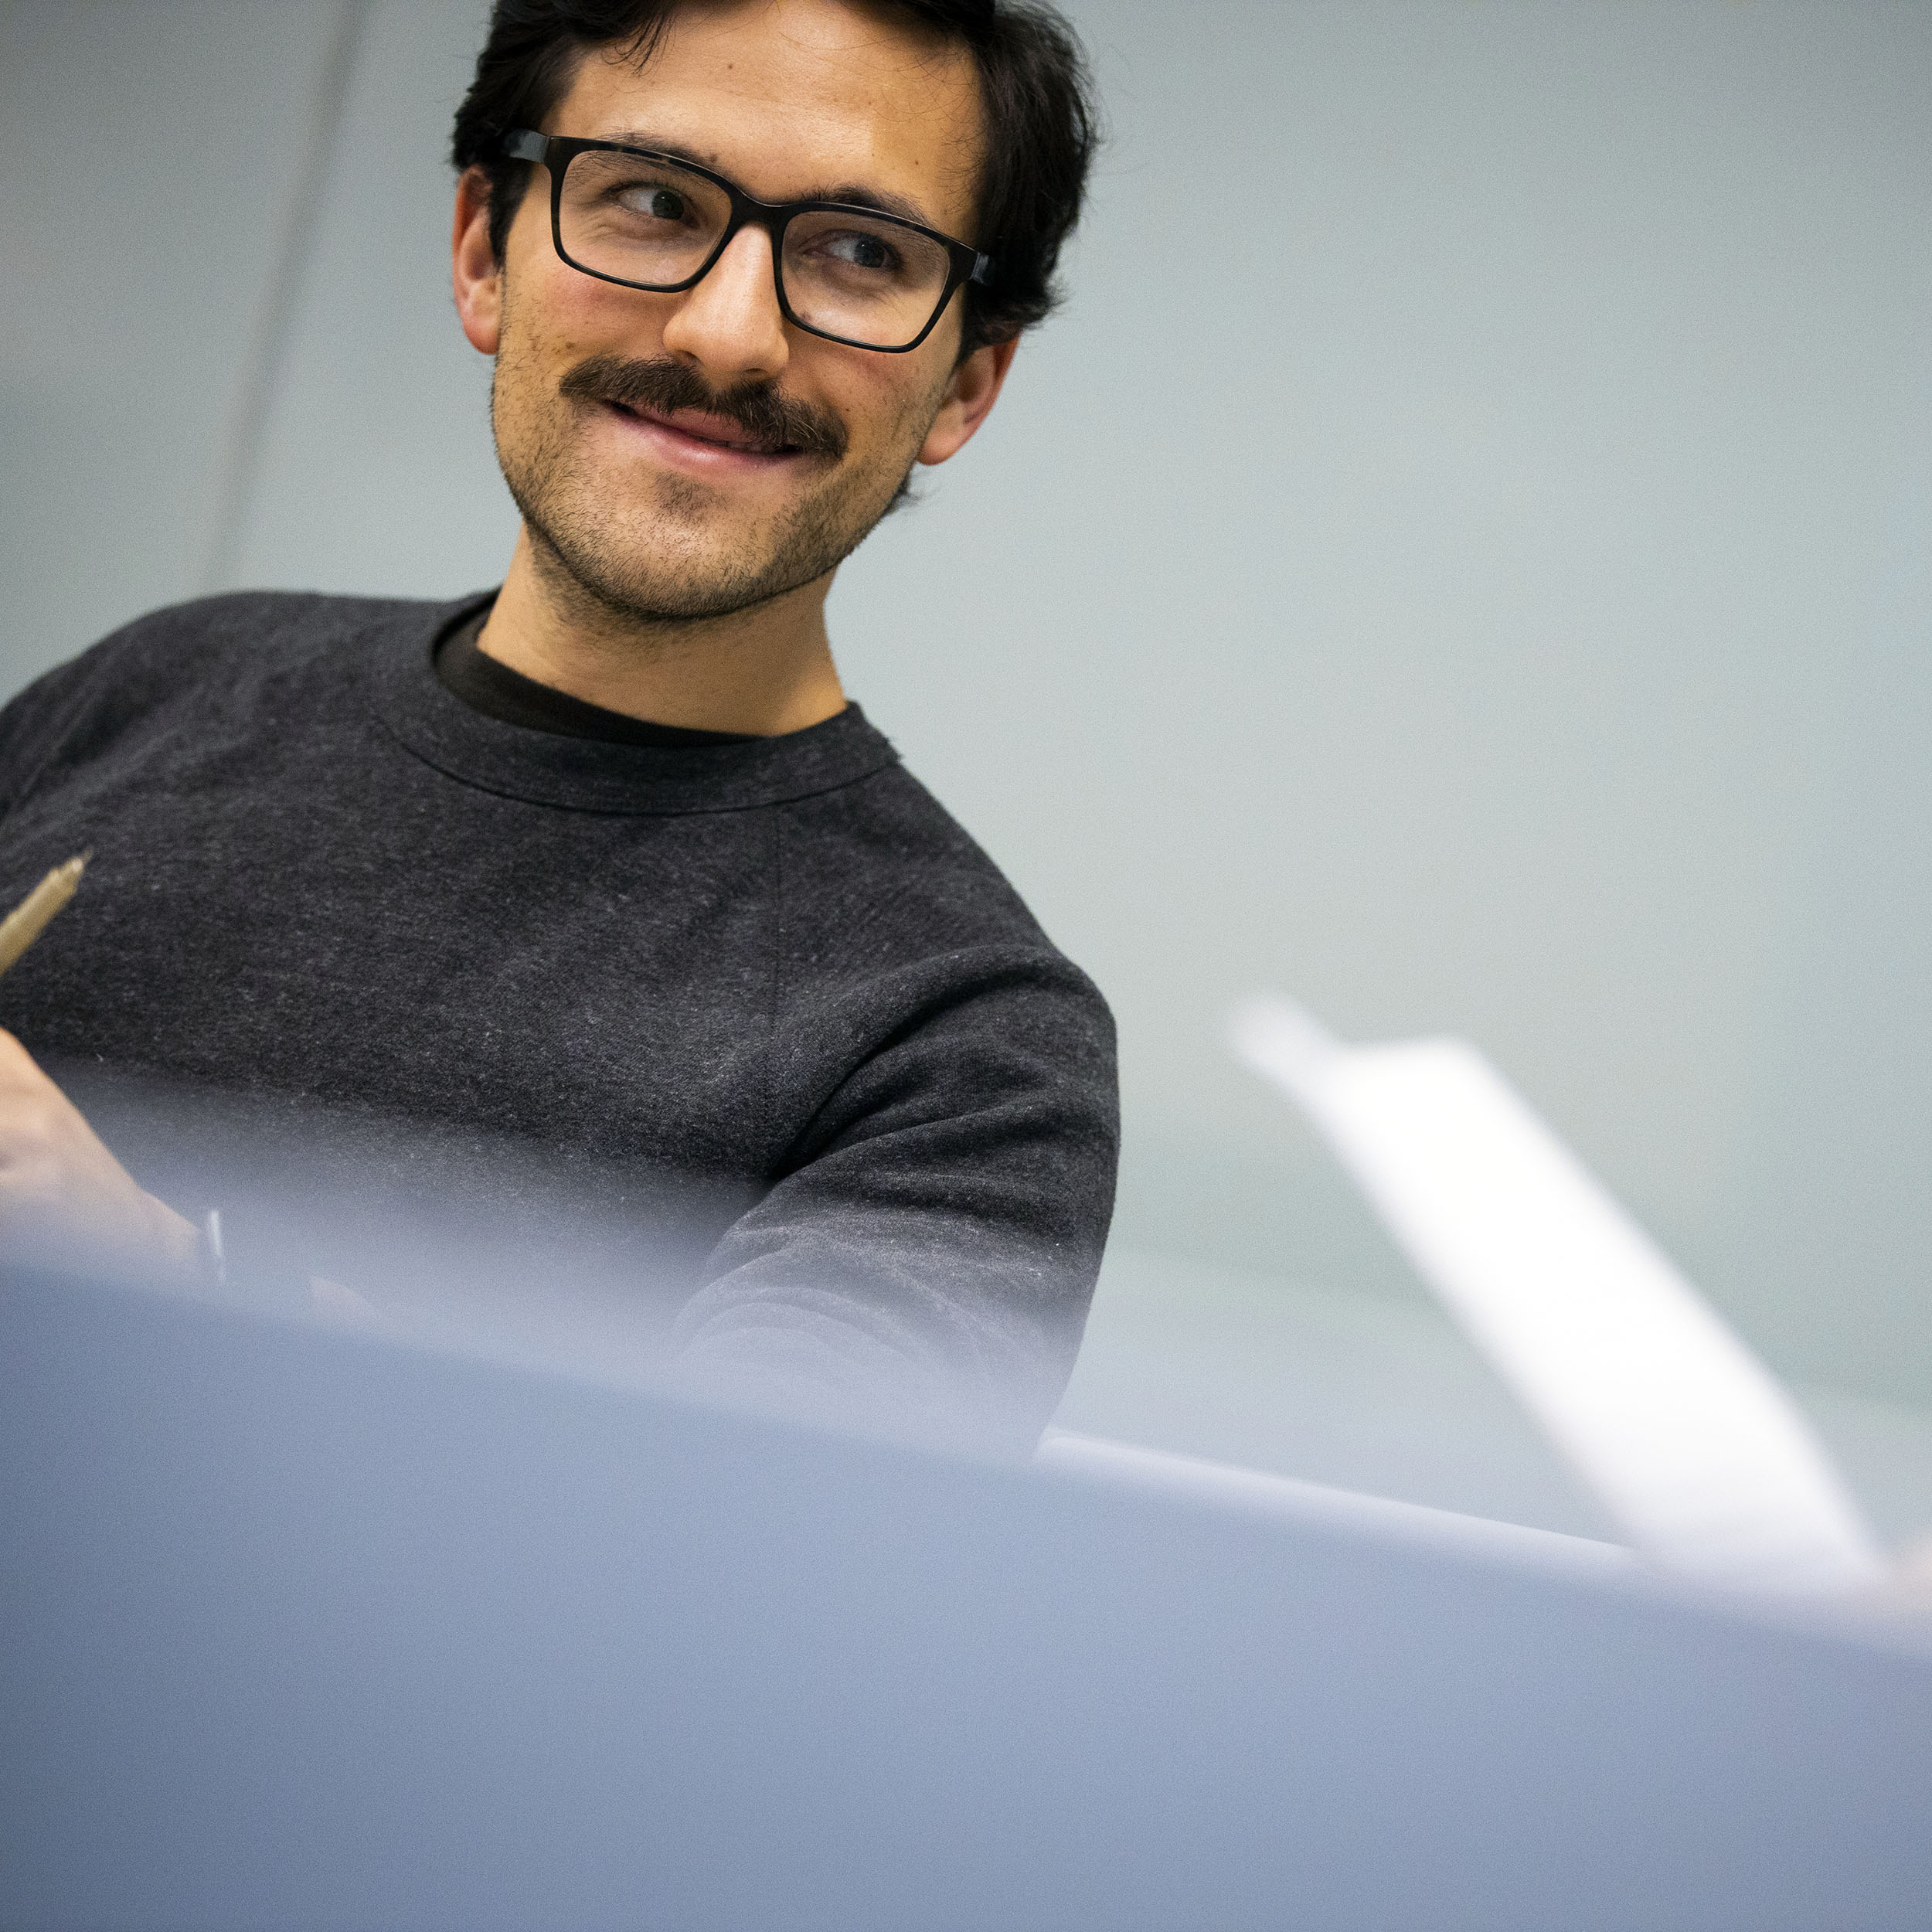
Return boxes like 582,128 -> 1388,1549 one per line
0,0 -> 1114,1451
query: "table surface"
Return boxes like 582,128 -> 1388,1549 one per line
5,1270 -> 1930,1932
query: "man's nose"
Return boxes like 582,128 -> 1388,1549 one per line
660,225 -> 790,388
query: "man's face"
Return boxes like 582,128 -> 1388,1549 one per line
473,0 -> 992,625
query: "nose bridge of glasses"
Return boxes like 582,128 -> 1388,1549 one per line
675,219 -> 789,350
722,192 -> 799,275
710,211 -> 779,283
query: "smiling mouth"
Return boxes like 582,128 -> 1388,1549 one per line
606,399 -> 801,458
561,352 -> 849,464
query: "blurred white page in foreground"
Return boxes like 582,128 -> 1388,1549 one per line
1230,998 -> 1887,1597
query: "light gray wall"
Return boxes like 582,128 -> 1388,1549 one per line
6,1 -> 1932,1406
0,0 -> 361,665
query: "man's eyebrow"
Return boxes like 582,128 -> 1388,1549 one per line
592,128 -> 715,170
588,129 -> 939,229
809,182 -> 934,228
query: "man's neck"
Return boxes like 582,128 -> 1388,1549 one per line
477,527 -> 848,738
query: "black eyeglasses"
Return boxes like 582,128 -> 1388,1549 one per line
500,131 -> 995,354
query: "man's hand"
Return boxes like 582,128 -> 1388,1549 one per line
0,1029 -> 199,1286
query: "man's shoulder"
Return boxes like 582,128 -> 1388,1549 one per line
13,589 -> 467,709
784,754 -> 1036,937
83,588 -> 462,677
0,589 -> 474,813
779,748 -> 1109,1014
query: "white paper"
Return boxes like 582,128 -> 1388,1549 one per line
1231,997 -> 1888,1597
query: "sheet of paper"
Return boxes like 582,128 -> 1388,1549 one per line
1232,998 -> 1889,1597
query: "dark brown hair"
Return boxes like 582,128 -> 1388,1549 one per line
450,0 -> 1098,355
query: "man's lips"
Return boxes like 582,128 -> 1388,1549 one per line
605,399 -> 801,461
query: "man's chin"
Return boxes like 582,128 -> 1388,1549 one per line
509,444 -> 898,628
529,528 -> 821,629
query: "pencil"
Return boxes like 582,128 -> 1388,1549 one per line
0,852 -> 90,981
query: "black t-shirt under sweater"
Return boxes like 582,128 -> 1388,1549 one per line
0,592 -> 1118,1449
434,608 -> 757,747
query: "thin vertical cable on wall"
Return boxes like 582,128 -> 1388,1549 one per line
197,0 -> 372,595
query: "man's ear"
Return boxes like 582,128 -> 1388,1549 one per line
917,336 -> 1020,468
452,166 -> 503,355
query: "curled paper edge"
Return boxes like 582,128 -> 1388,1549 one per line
1231,995 -> 1889,1598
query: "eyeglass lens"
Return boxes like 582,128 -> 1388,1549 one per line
558,148 -> 954,349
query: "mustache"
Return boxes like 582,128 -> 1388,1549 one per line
559,354 -> 849,461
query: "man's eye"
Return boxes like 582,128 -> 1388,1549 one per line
617,184 -> 690,223
827,232 -> 898,274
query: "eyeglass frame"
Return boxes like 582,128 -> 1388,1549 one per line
498,130 -> 997,355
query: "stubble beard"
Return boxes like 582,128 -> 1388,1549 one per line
492,339 -> 933,631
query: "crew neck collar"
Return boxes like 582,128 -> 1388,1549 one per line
363,594 -> 898,816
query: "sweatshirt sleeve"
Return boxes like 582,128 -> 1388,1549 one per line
0,650 -> 113,823
668,944 -> 1120,1457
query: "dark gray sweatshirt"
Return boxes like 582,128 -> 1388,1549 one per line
0,592 -> 1118,1448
